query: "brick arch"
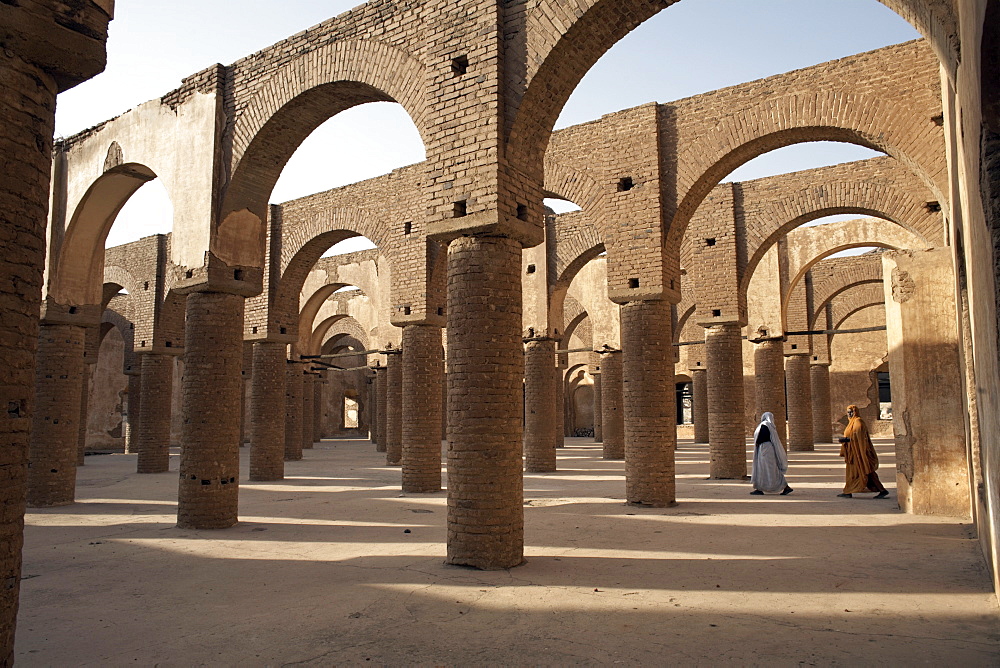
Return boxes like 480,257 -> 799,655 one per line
563,307 -> 592,349
319,315 -> 370,357
298,282 -> 350,353
102,265 -> 141,308
50,163 -> 158,306
220,39 -> 428,266
674,301 -> 696,344
274,207 -> 391,336
549,213 -> 605,334
543,158 -> 606,223
506,1 -> 955,182
830,284 -> 887,332
101,306 -> 137,374
806,258 -> 884,330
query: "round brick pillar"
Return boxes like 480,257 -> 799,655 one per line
401,324 -> 444,493
592,372 -> 603,442
523,338 -> 557,472
555,364 -> 566,447
284,361 -> 303,462
0,53 -> 60,667
367,373 -> 377,443
705,322 -> 747,479
77,363 -> 93,465
123,372 -> 141,454
600,351 -> 624,459
176,292 -> 244,530
753,338 -> 787,446
385,350 -> 403,465
445,236 -> 523,570
302,374 -> 315,451
621,300 -> 675,507
690,367 -> 708,443
811,362 -> 833,444
313,375 -> 323,443
375,366 -> 387,453
28,323 -> 86,507
249,341 -> 286,481
136,353 -> 174,474
785,355 -> 814,451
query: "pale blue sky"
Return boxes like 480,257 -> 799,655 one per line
55,1 -> 920,249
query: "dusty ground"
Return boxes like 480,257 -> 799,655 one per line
15,437 -> 999,666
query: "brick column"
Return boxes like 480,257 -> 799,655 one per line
401,324 -> 444,493
621,301 -> 675,507
753,338 -> 787,445
811,362 -> 833,444
592,371 -> 603,442
600,350 -> 624,459
176,292 -> 244,530
785,355 -> 814,451
445,236 -> 523,570
301,374 -> 315,451
28,323 -> 86,506
690,366 -> 708,443
77,362 -> 94,465
123,372 -> 141,454
385,349 -> 403,465
554,364 -> 566,447
0,20 -> 110,659
240,343 -> 252,447
375,366 -> 387,453
250,341 -> 285,481
313,374 -> 323,443
705,322 -> 746,479
367,372 -> 377,443
136,353 -> 174,474
284,360 -> 303,462
523,338 -> 557,472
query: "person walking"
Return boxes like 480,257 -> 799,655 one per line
750,411 -> 793,495
837,404 -> 889,499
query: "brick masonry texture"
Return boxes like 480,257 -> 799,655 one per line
77,363 -> 91,466
250,341 -> 286,481
599,352 -> 624,460
302,374 -> 315,451
690,367 -> 709,444
177,292 -> 244,530
592,373 -> 603,442
811,363 -> 834,444
385,351 -> 403,465
621,301 -> 675,507
445,236 -> 524,570
284,362 -> 304,462
785,354 -> 815,452
705,323 -> 747,479
401,324 -> 444,493
375,366 -> 387,454
136,353 -> 173,473
524,339 -> 557,473
753,339 -> 788,445
28,324 -> 85,507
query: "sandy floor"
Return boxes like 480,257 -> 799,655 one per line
15,437 -> 999,666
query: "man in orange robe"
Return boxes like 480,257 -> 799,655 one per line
837,405 -> 889,499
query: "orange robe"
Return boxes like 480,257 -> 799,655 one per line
839,412 -> 880,493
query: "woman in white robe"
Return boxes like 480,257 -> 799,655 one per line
750,412 -> 792,495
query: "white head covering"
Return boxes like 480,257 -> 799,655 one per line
753,412 -> 787,465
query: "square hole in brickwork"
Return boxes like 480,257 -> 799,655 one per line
68,306 -> 77,314
144,281 -> 149,291
925,201 -> 941,212
452,55 -> 469,76
712,309 -> 721,317
628,278 -> 640,289
234,269 -> 244,280
516,203 -> 528,221
931,113 -> 944,126
280,327 -> 287,335
813,355 -> 818,361
791,344 -> 798,350
617,177 -> 634,192
404,221 -> 412,235
437,307 -> 444,316
526,264 -> 536,274
705,238 -> 716,247
403,306 -> 411,316
453,200 -> 467,218
140,341 -> 146,347
165,341 -> 172,348
185,270 -> 193,279
252,326 -> 258,334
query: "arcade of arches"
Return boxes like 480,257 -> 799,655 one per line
2,0 -> 999,663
